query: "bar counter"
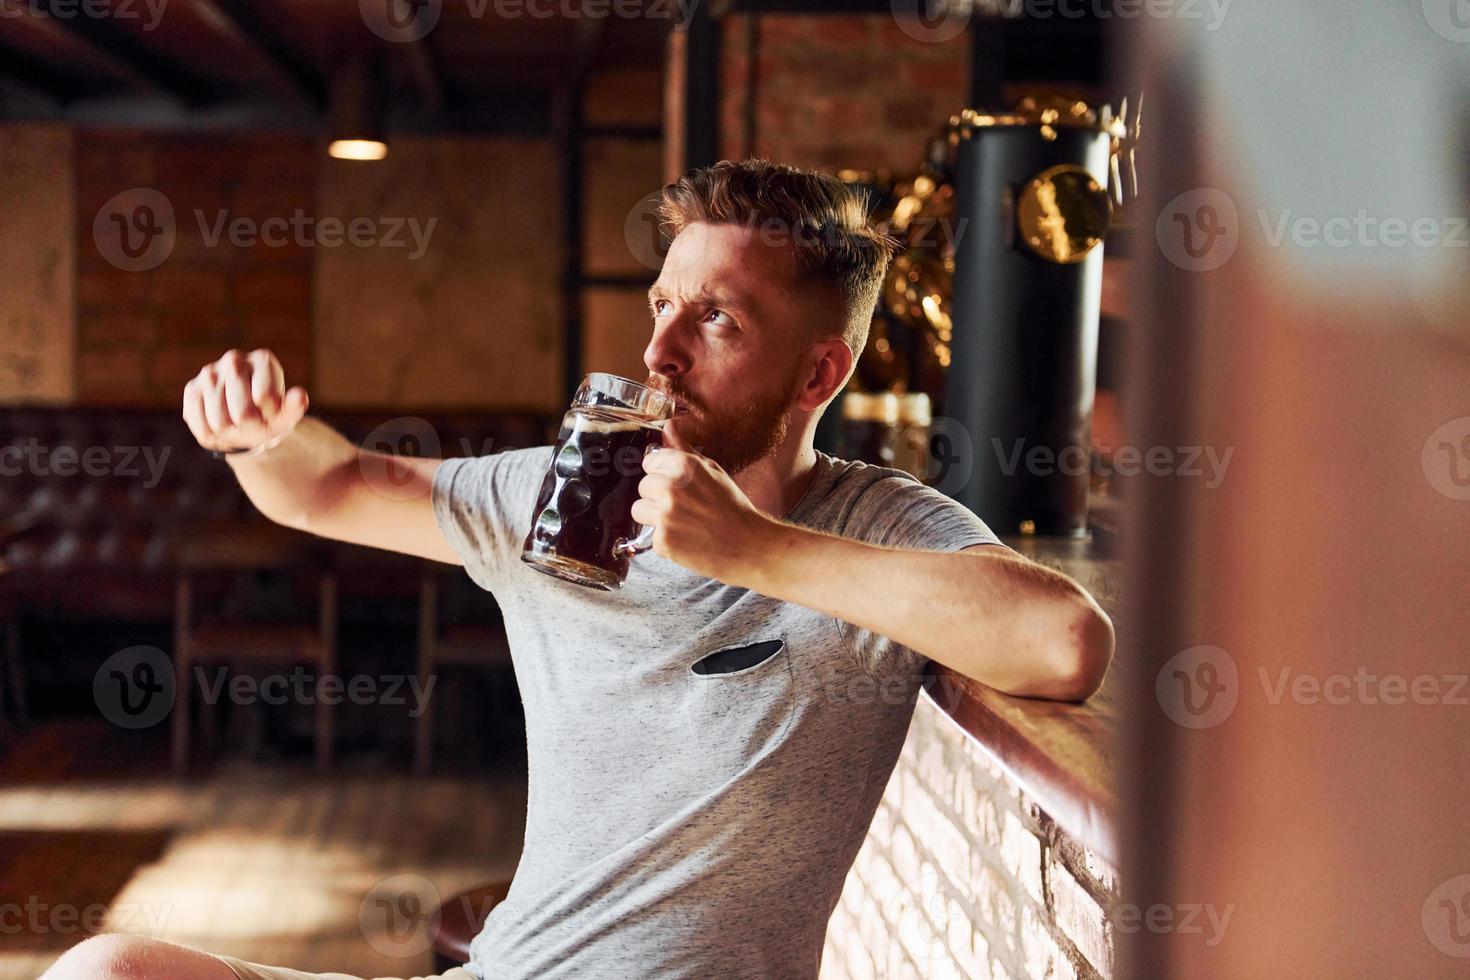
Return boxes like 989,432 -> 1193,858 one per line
924,535 -> 1121,863
823,533 -> 1122,980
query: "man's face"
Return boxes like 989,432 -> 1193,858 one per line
643,222 -> 824,475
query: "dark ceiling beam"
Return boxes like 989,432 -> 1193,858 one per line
205,0 -> 327,106
2,14 -> 161,97
0,42 -> 102,102
189,0 -> 320,106
34,0 -> 223,104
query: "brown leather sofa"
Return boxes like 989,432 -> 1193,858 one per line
2,407 -> 554,625
1,411 -> 552,746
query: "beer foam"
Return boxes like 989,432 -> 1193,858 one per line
569,407 -> 665,434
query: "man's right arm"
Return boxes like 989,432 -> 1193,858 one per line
181,348 -> 462,565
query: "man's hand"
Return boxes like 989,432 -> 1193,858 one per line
178,347 -> 459,564
630,448 -> 781,586
182,348 -> 309,453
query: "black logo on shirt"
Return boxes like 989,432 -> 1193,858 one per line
690,639 -> 785,676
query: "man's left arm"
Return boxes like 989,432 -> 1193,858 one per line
635,450 -> 1115,702
742,530 -> 1113,701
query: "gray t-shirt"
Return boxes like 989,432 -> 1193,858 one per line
432,447 -> 1001,980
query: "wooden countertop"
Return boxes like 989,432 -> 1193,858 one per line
922,535 -> 1121,863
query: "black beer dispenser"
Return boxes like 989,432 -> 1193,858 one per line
945,96 -> 1137,538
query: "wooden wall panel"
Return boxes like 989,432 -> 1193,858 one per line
0,123 -> 75,404
313,137 -> 563,411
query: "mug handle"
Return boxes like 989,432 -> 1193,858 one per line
612,524 -> 655,560
611,437 -> 664,560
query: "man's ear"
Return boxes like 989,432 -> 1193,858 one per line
796,337 -> 854,412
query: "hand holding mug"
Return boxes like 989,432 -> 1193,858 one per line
631,447 -> 778,587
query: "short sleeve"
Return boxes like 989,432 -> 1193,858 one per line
836,475 -> 1007,679
432,446 -> 552,592
842,475 -> 1003,555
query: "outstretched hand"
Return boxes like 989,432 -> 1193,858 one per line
182,348 -> 309,454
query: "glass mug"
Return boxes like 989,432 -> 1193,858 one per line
520,373 -> 674,590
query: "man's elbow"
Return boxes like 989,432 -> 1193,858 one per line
1047,601 -> 1115,702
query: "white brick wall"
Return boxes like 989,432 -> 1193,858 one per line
821,695 -> 1118,980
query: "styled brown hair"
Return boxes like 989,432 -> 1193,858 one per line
657,159 -> 897,361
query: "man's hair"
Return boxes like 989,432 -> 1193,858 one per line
657,158 -> 897,362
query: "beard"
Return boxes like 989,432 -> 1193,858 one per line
646,369 -> 796,476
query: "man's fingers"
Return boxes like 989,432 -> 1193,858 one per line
222,360 -> 259,427
182,380 -> 211,446
248,349 -> 282,420
637,472 -> 673,502
182,350 -> 301,452
201,373 -> 230,434
630,498 -> 660,527
643,447 -> 696,474
273,386 -> 309,434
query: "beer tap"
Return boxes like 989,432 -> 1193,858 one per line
1107,93 -> 1144,209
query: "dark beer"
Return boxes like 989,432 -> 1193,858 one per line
520,405 -> 665,590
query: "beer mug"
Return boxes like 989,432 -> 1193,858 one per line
520,373 -> 674,590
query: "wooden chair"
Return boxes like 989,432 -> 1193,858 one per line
172,524 -> 337,775
414,570 -> 515,774
432,879 -> 513,973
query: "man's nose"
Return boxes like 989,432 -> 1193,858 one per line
643,321 -> 692,378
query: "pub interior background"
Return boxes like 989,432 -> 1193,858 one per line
0,1 -> 1466,978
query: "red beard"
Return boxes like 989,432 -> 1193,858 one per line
646,371 -> 795,475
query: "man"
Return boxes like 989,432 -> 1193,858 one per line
44,159 -> 1113,980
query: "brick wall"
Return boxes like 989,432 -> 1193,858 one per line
13,62 -> 656,412
74,131 -> 317,406
821,696 -> 1118,980
719,14 -> 970,174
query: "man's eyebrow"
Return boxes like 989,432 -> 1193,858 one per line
647,286 -> 749,314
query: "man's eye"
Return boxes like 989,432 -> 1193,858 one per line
704,309 -> 731,326
652,299 -> 671,316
